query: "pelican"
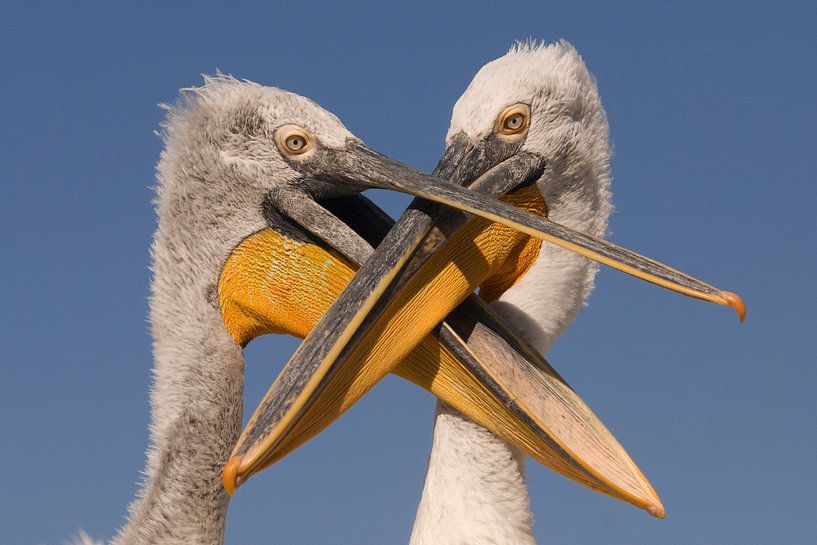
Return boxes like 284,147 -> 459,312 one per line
226,41 -> 743,544
379,43 -> 745,544
84,61 -> 741,544
411,40 -> 626,544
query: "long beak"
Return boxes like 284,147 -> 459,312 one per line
223,141 -> 743,513
220,192 -> 665,515
326,196 -> 669,516
329,142 -> 745,315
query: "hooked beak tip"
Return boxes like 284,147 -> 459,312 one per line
717,290 -> 746,322
222,455 -> 243,496
647,502 -> 666,519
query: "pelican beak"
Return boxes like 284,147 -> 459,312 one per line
222,139 -> 744,517
323,140 -> 746,316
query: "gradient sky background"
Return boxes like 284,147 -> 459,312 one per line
2,2 -> 815,544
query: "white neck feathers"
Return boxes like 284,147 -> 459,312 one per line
409,403 -> 536,545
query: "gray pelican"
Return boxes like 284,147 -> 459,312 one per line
88,68 -> 741,544
225,42 -> 743,543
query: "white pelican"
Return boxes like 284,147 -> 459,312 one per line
411,39 -> 621,545
81,65 -> 742,544
394,40 -> 744,544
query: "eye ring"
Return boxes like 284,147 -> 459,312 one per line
496,104 -> 531,136
275,125 -> 315,157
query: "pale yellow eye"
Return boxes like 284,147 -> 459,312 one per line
275,125 -> 314,157
504,113 -> 525,131
285,134 -> 306,152
496,104 -> 530,136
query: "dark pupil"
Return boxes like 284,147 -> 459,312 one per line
507,115 -> 521,128
290,137 -> 302,148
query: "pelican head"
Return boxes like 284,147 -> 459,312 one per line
440,40 -> 744,315
441,40 -> 616,352
448,40 -> 610,190
160,77 -> 355,205
447,40 -> 611,247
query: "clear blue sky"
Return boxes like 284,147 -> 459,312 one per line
2,2 -> 815,544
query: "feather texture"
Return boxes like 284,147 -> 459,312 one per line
411,40 -> 612,544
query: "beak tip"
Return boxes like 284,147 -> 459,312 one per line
222,455 -> 242,496
647,502 -> 666,519
717,290 -> 746,322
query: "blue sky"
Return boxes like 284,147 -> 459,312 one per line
2,2 -> 815,544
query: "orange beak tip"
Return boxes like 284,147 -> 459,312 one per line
222,455 -> 242,496
647,503 -> 666,519
717,290 -> 746,322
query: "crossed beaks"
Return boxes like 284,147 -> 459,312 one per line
218,137 -> 744,518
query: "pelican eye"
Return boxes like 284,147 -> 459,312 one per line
285,135 -> 306,151
497,104 -> 530,136
505,114 -> 524,130
275,125 -> 314,157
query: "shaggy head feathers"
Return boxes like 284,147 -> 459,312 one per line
450,40 -> 604,142
160,73 -> 354,152
157,74 -> 356,201
449,40 -> 611,198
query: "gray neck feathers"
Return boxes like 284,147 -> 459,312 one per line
113,164 -> 264,545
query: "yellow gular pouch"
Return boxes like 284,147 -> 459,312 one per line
218,184 -> 547,347
477,184 -> 547,302
218,230 -> 356,346
216,188 -> 609,492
